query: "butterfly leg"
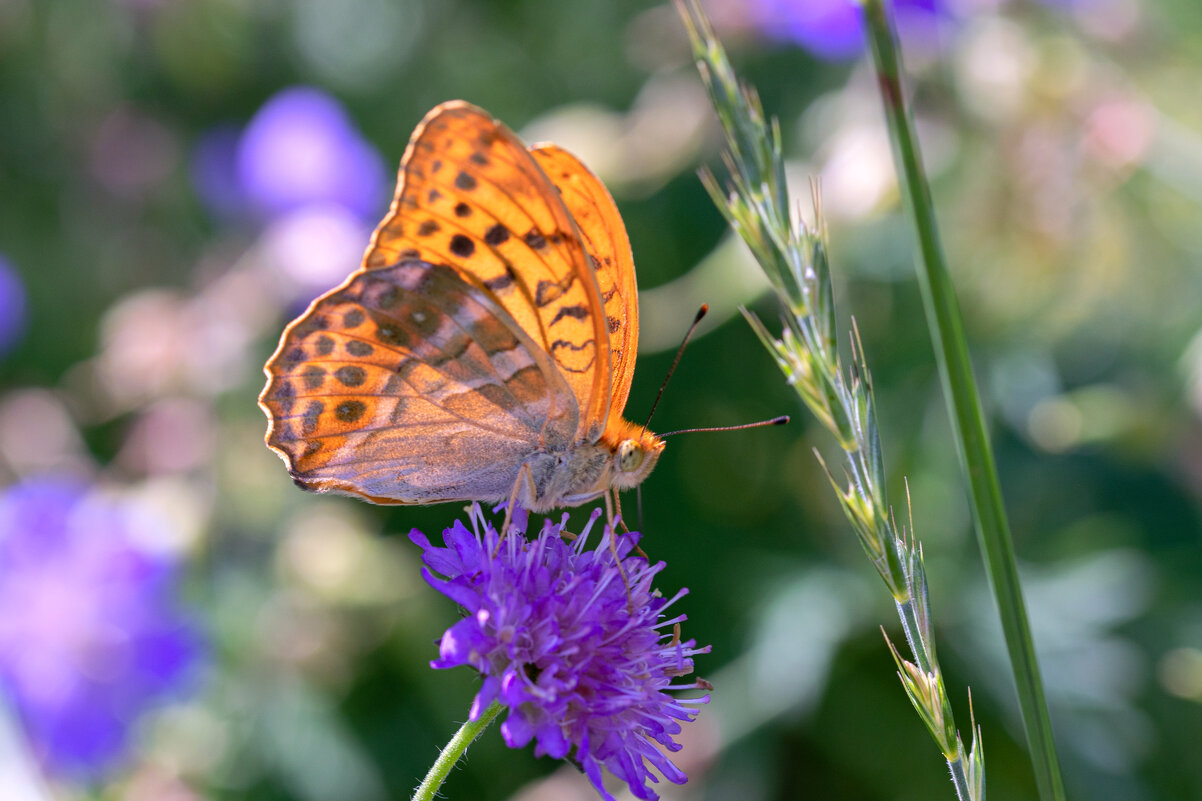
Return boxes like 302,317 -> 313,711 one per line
612,492 -> 639,537
496,463 -> 537,555
604,489 -> 635,598
612,490 -> 649,561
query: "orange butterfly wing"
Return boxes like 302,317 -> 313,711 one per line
530,144 -> 640,427
362,102 -> 613,439
259,101 -> 644,506
259,260 -> 580,504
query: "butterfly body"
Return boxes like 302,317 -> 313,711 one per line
260,102 -> 663,512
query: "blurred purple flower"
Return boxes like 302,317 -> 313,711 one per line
190,123 -> 247,221
750,0 -> 945,61
239,86 -> 386,220
0,255 -> 27,357
411,505 -> 710,801
0,478 -> 201,781
191,87 -> 387,223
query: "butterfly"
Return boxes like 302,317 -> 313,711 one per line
258,101 -> 664,514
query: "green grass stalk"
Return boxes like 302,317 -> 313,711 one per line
860,2 -> 1066,799
675,1 -> 983,797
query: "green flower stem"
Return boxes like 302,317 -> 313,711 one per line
411,700 -> 505,801
860,2 -> 1066,800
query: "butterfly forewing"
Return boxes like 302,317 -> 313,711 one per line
260,259 -> 579,504
362,102 -> 612,442
531,144 -> 640,426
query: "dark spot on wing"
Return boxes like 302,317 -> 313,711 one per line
550,304 -> 588,326
455,171 -> 477,191
484,265 -> 517,292
454,202 -> 472,218
484,223 -> 509,246
302,365 -> 326,390
418,220 -> 440,237
449,234 -> 475,258
534,277 -> 574,306
525,229 -> 547,250
315,335 -> 335,356
346,340 -> 374,357
271,380 -> 295,413
377,324 -> 410,348
407,306 -> 441,338
335,365 -> 367,387
302,401 -> 323,435
344,309 -> 365,328
335,400 -> 366,423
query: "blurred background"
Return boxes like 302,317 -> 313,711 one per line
1,0 -> 1201,799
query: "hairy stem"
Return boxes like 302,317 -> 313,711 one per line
411,700 -> 505,801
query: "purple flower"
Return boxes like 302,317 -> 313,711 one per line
750,0 -> 946,61
411,505 -> 710,801
189,123 -> 247,221
0,254 -> 27,357
190,87 -> 387,223
237,86 -> 386,221
0,477 -> 201,781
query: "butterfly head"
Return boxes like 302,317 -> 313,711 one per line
608,425 -> 665,492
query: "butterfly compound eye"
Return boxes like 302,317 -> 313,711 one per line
617,440 -> 644,473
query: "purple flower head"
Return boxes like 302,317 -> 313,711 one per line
193,86 -> 387,223
239,87 -> 386,220
411,505 -> 711,801
0,254 -> 28,357
189,123 -> 247,221
750,0 -> 946,61
0,477 -> 201,781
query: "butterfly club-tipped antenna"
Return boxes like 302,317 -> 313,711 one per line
658,416 -> 790,438
641,304 -> 710,437
640,305 -> 791,438
639,303 -> 790,437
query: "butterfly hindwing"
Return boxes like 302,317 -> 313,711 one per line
260,259 -> 579,504
530,144 -> 640,429
363,102 -> 613,441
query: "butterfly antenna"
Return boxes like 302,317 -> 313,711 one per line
642,305 -> 709,436
659,415 -> 790,438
